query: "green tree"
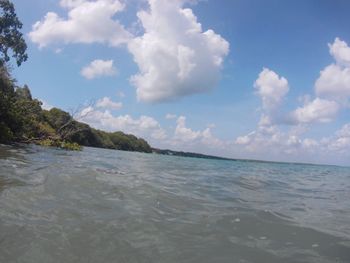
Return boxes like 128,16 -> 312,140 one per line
0,0 -> 27,66
0,66 -> 15,141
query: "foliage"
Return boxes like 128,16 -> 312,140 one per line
0,1 -> 152,153
0,66 -> 152,153
38,138 -> 82,151
0,0 -> 27,66
0,122 -> 12,141
0,66 -> 22,140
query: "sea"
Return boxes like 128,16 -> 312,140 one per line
0,144 -> 349,263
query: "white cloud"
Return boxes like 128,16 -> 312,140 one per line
40,100 -> 54,110
172,116 -> 224,149
326,123 -> 350,152
208,38 -> 350,164
233,59 -> 350,164
128,0 -> 229,103
60,0 -> 86,9
288,39 -> 350,125
254,68 -> 289,111
81,59 -> 117,79
233,122 -> 350,164
80,111 -> 227,153
329,37 -> 350,67
234,69 -> 293,155
174,116 -> 201,142
78,106 -> 166,140
315,64 -> 350,100
336,123 -> 350,138
201,128 -> 224,147
96,97 -> 122,110
165,113 -> 177,119
302,138 -> 319,149
315,38 -> 350,102
290,98 -> 339,124
234,67 -> 339,162
235,133 -> 253,145
233,122 -> 326,159
79,105 -> 94,117
29,0 -> 131,48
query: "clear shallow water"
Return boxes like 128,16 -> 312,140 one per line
0,144 -> 350,263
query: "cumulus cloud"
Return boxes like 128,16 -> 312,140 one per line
233,122 -> 350,164
80,112 -> 225,151
128,0 -> 229,103
235,68 -> 327,160
179,37 -> 350,164
315,38 -> 350,102
326,123 -> 350,152
287,39 -> 350,125
235,133 -> 254,146
79,106 -> 167,140
315,64 -> 350,101
234,69 -> 292,155
60,0 -> 86,8
254,68 -> 289,111
81,59 -> 117,79
290,98 -> 339,124
165,113 -> 177,120
329,37 -> 350,67
29,0 -> 131,48
235,125 -> 300,155
96,97 -> 122,110
201,127 -> 224,148
234,51 -> 349,164
174,116 -> 201,142
172,116 -> 224,148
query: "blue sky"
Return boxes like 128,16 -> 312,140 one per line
10,0 -> 350,165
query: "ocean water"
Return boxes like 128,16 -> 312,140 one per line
0,144 -> 349,263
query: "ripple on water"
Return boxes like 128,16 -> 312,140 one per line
0,144 -> 349,263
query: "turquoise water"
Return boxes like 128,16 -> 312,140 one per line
0,144 -> 349,263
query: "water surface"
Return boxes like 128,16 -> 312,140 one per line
0,144 -> 349,263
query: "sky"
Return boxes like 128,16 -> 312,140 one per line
10,0 -> 350,166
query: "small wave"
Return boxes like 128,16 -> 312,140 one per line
94,167 -> 125,175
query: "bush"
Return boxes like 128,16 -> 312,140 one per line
38,138 -> 82,151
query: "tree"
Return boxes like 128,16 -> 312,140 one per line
0,0 -> 27,66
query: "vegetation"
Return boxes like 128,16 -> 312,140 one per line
0,68 -> 152,152
0,0 -> 232,158
152,148 -> 235,161
0,0 -> 27,66
0,1 -> 152,152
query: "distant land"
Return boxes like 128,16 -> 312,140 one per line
151,148 -> 342,168
152,148 -> 234,161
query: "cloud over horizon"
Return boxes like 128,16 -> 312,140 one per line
96,97 -> 122,110
234,39 -> 350,164
79,105 -> 167,141
25,0 -> 350,165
